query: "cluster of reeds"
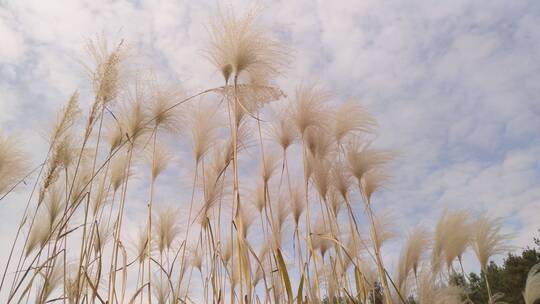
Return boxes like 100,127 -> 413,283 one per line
0,7 -> 539,304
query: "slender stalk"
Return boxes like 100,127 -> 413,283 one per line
108,145 -> 135,303
146,129 -> 159,304
483,270 -> 493,302
363,196 -> 392,304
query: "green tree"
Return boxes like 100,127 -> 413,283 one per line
465,248 -> 540,303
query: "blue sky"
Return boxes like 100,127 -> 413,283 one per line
1,0 -> 539,298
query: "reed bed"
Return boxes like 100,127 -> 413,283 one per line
0,7 -> 538,304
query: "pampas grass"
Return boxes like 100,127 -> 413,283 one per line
292,84 -> 330,137
189,102 -> 220,164
0,134 -> 29,196
472,215 -> 512,300
85,36 -> 127,106
524,263 -> 540,304
333,99 -> 376,145
206,6 -> 287,83
473,216 -> 512,270
154,206 -> 182,254
0,7 -> 531,304
147,144 -> 173,181
396,226 -> 430,295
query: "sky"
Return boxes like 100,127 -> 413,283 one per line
1,0 -> 540,300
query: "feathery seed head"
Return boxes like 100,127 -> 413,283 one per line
120,93 -> 148,144
149,83 -> 185,133
272,195 -> 290,239
93,222 -> 113,255
36,265 -> 63,304
147,144 -> 174,181
86,37 -> 127,105
434,209 -> 472,270
327,189 -> 344,217
110,154 -> 129,192
372,211 -> 397,250
26,217 -> 53,257
49,91 -> 80,145
290,182 -> 305,226
310,155 -> 332,201
360,169 -> 389,202
312,219 -> 333,258
331,161 -> 353,201
106,120 -> 124,153
0,133 -> 29,195
472,215 -> 512,270
292,84 -> 330,136
55,134 -> 77,170
346,139 -> 394,186
154,205 -> 181,253
252,181 -> 266,212
270,114 -> 297,151
524,263 -> 540,304
259,150 -> 279,183
397,226 -> 431,295
135,224 -> 149,263
44,184 -> 64,228
206,6 -> 287,82
333,99 -> 376,145
153,275 -> 171,304
190,247 -> 203,272
238,203 -> 256,237
189,101 -> 220,163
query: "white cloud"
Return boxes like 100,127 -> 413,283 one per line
0,13 -> 25,64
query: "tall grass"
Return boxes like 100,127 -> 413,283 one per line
0,7 -> 537,304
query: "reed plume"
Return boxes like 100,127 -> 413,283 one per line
189,102 -> 220,164
119,93 -> 148,144
252,181 -> 266,213
36,265 -> 63,304
148,83 -> 185,133
312,219 -> 333,258
85,36 -> 127,105
237,203 -> 256,238
333,99 -> 376,145
154,206 -> 181,253
259,150 -> 279,183
206,6 -> 287,82
472,215 -> 511,270
25,216 -> 53,257
110,154 -> 129,192
292,84 -> 330,136
106,120 -> 124,153
93,222 -> 113,255
49,91 -> 80,145
272,195 -> 290,241
270,114 -> 297,152
134,224 -> 149,263
0,133 -> 29,195
524,263 -> 540,304
372,211 -> 397,250
310,155 -> 332,201
331,161 -> 353,201
440,209 -> 472,269
44,185 -> 64,228
472,215 -> 512,301
289,182 -> 305,227
146,144 -> 173,181
396,226 -> 430,295
152,275 -> 171,304
347,140 -> 393,188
